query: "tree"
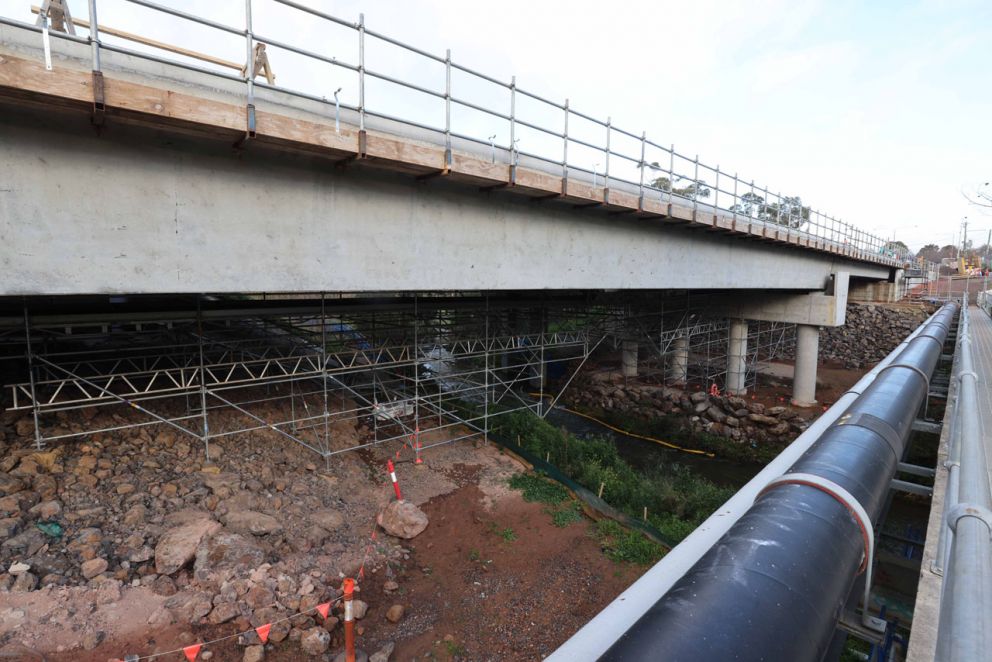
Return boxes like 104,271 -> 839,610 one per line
885,240 -> 910,258
641,162 -> 711,200
917,243 -> 941,262
728,192 -> 810,230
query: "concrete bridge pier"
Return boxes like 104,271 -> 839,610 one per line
667,335 -> 689,385
621,341 -> 639,377
791,324 -> 820,407
726,319 -> 749,395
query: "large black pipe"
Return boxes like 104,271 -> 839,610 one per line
601,302 -> 958,662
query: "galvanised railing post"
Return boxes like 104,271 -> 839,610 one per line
509,74 -> 516,169
605,117 -> 611,192
244,0 -> 255,137
358,12 -> 365,132
692,155 -> 699,217
638,131 -> 646,207
731,173 -> 738,226
714,165 -> 720,212
668,145 -> 675,206
562,98 -> 569,183
444,48 -> 451,167
87,0 -> 100,71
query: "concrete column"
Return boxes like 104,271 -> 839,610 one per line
726,319 -> 748,395
792,324 -> 819,407
667,334 -> 689,385
621,340 -> 638,377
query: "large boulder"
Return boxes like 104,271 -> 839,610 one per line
155,517 -> 222,575
193,531 -> 266,586
377,500 -> 428,539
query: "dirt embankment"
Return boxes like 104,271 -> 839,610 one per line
0,399 -> 644,662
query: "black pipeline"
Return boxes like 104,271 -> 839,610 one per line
601,301 -> 958,662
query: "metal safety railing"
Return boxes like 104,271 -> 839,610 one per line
5,0 -> 909,265
931,293 -> 992,661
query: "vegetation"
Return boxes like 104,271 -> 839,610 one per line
573,403 -> 784,464
494,410 -> 734,549
595,520 -> 664,565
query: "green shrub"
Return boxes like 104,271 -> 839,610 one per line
595,520 -> 664,565
493,410 -> 734,549
508,472 -> 569,505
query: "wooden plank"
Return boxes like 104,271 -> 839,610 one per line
364,133 -> 446,172
511,167 -> 561,196
669,201 -> 694,222
0,52 -> 93,105
449,153 -> 509,186
638,196 -> 667,217
562,179 -> 604,203
103,76 -> 244,132
605,188 -> 639,210
254,110 -> 357,156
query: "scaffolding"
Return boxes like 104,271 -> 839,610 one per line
2,292 -> 798,457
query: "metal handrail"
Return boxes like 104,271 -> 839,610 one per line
13,0 -> 914,265
933,293 -> 992,661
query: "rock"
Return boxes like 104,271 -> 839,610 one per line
0,517 -> 20,538
8,561 -> 31,574
244,645 -> 266,662
208,601 -> 240,624
300,627 -> 331,656
155,517 -> 222,575
747,413 -> 778,426
164,591 -> 213,624
352,600 -> 368,620
704,405 -> 726,423
81,630 -> 104,650
383,580 -> 398,593
202,472 -> 240,497
385,604 -> 404,623
11,571 -> 37,592
689,391 -> 708,404
251,607 -> 290,643
15,419 -> 33,437
0,474 -> 24,496
123,504 -> 147,526
28,499 -> 62,519
151,575 -> 178,596
377,500 -> 428,539
370,641 -> 395,662
1,528 -> 47,556
193,532 -> 266,586
116,483 -> 135,495
81,557 -> 109,579
312,510 -> 344,531
224,511 -> 283,536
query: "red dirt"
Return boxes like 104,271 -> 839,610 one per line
362,483 -> 643,661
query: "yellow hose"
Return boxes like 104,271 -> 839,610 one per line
529,393 -> 717,458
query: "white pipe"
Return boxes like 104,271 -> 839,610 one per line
549,307 -> 945,661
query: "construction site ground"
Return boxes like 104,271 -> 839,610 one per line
0,404 -> 644,662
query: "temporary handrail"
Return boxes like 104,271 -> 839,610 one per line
3,1 -> 912,266
933,294 -> 992,661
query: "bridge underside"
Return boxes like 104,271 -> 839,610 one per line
1,290 -> 807,454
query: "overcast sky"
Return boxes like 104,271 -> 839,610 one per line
22,0 -> 992,250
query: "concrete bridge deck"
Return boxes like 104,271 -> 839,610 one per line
0,15 -> 900,296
